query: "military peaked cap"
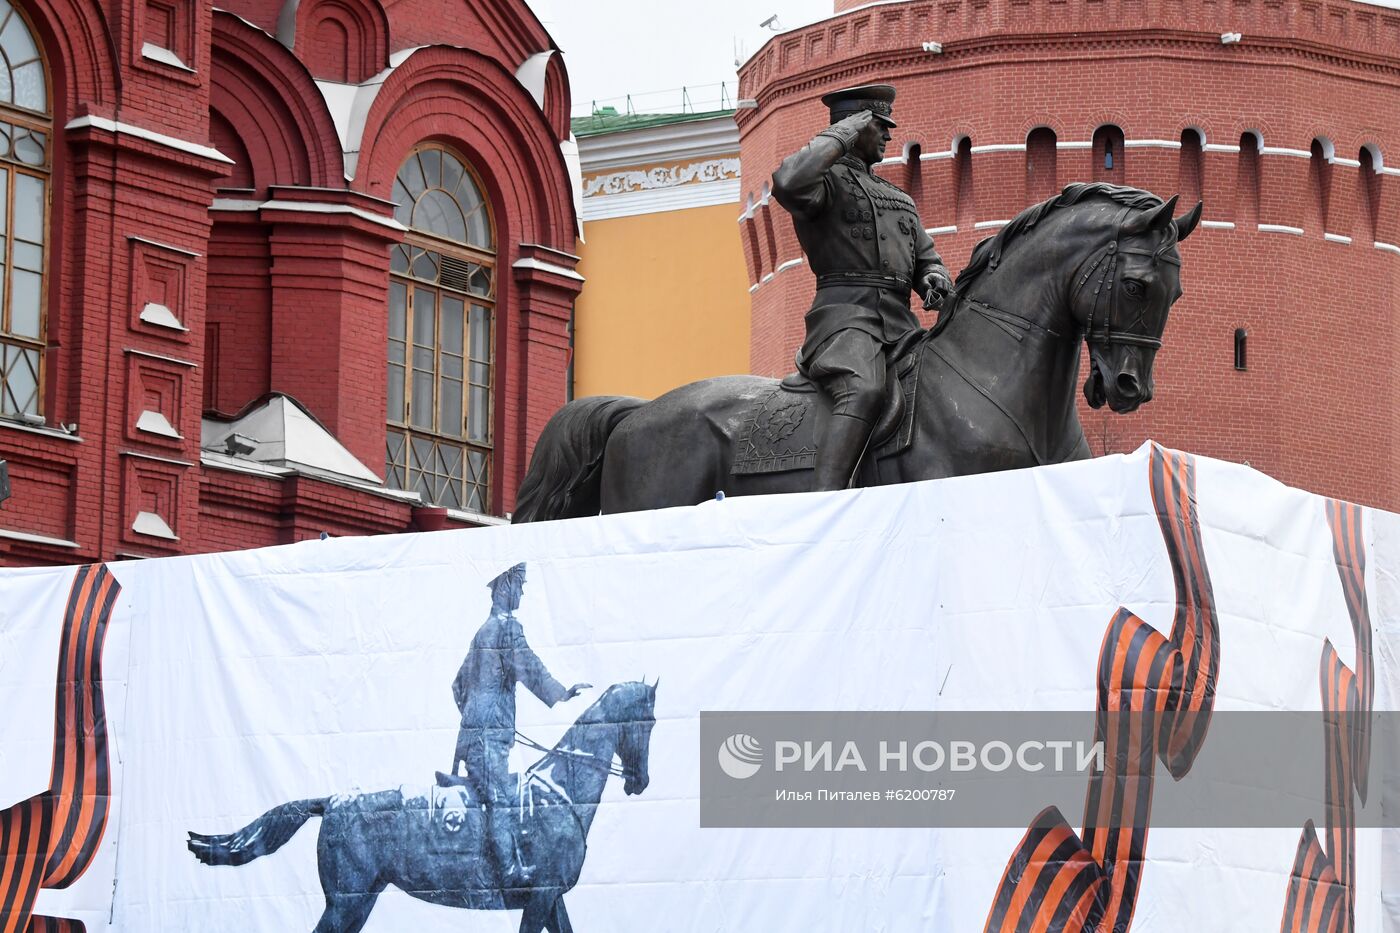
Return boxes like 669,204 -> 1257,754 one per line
822,83 -> 898,128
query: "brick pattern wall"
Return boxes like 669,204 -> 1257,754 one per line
738,0 -> 1400,510
0,0 -> 577,567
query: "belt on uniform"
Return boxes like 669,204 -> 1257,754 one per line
816,272 -> 912,292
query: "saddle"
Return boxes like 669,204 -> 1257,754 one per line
732,337 -> 925,477
388,772 -> 556,909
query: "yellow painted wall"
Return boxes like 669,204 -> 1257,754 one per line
574,202 -> 751,400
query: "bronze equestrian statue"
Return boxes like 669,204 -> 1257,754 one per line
771,85 -> 953,491
514,85 -> 1202,522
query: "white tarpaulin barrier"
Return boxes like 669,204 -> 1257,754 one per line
1,443 -> 1396,932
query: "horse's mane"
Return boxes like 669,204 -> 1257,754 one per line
954,183 -> 1166,291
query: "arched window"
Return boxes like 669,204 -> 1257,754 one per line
1178,128 -> 1204,207
0,0 -> 50,420
385,145 -> 496,513
1093,125 -> 1124,182
1025,127 -> 1057,202
1309,138 -> 1333,233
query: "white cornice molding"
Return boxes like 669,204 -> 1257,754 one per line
577,114 -> 740,173
513,257 -> 585,282
209,197 -> 404,230
66,115 -> 233,163
582,178 -> 742,222
584,157 -> 740,198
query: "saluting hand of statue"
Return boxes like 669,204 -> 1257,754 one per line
564,683 -> 592,701
822,109 -> 878,152
832,108 -> 877,134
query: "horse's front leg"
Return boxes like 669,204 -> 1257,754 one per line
518,888 -> 566,933
546,897 -> 574,933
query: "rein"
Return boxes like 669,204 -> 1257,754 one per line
517,729 -> 628,778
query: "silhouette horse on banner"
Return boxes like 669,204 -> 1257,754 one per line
0,564 -> 122,933
189,681 -> 657,933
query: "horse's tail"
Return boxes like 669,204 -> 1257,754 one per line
187,798 -> 326,867
514,395 -> 645,522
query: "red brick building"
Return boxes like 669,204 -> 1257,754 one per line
738,0 -> 1400,510
0,0 -> 582,565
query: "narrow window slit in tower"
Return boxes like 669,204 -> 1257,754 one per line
1234,329 -> 1247,371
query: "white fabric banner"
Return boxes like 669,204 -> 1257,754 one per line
2,443 -> 1395,932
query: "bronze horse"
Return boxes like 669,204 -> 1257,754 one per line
516,184 -> 1201,520
188,681 -> 657,933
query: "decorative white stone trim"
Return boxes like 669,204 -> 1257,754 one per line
128,235 -> 200,258
583,158 -> 740,198
259,200 -> 405,230
1124,139 -> 1183,149
0,418 -> 80,442
1324,233 -> 1353,244
749,283 -> 761,293
1331,157 -> 1362,168
136,410 -> 181,439
829,0 -> 911,17
1378,166 -> 1400,177
969,143 -> 1025,154
975,220 -> 1010,229
141,42 -> 193,72
124,348 -> 196,368
1258,223 -> 1305,235
209,198 -> 262,212
585,179 -> 742,221
512,257 -> 585,282
920,151 -> 954,161
775,258 -> 805,274
445,507 -> 511,527
1057,141 -> 1093,150
1374,241 -> 1400,256
0,527 -> 78,548
132,511 -> 178,540
927,225 -> 957,235
1201,221 -> 1235,229
1203,144 -> 1242,153
760,272 -> 775,284
122,450 -> 193,467
1261,146 -> 1312,159
139,303 -> 187,332
66,115 -> 233,164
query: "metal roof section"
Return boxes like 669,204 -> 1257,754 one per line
201,394 -> 382,485
573,107 -> 737,140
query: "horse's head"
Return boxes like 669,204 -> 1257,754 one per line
595,680 -> 657,796
1075,194 -> 1203,414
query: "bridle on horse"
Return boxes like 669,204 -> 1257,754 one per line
1070,206 -> 1181,351
516,729 -> 629,778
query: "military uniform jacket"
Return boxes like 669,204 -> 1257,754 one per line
452,610 -> 568,733
773,155 -> 945,364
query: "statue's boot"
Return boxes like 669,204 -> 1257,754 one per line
813,412 -> 873,492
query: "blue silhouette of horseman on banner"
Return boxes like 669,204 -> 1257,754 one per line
444,562 -> 591,882
188,560 -> 657,933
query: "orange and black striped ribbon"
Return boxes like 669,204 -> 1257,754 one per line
984,446 -> 1219,933
0,564 -> 120,933
1279,500 -> 1371,933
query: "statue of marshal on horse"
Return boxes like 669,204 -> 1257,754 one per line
771,84 -> 953,491
513,82 -> 1202,523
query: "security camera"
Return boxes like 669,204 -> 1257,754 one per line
760,14 -> 784,30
